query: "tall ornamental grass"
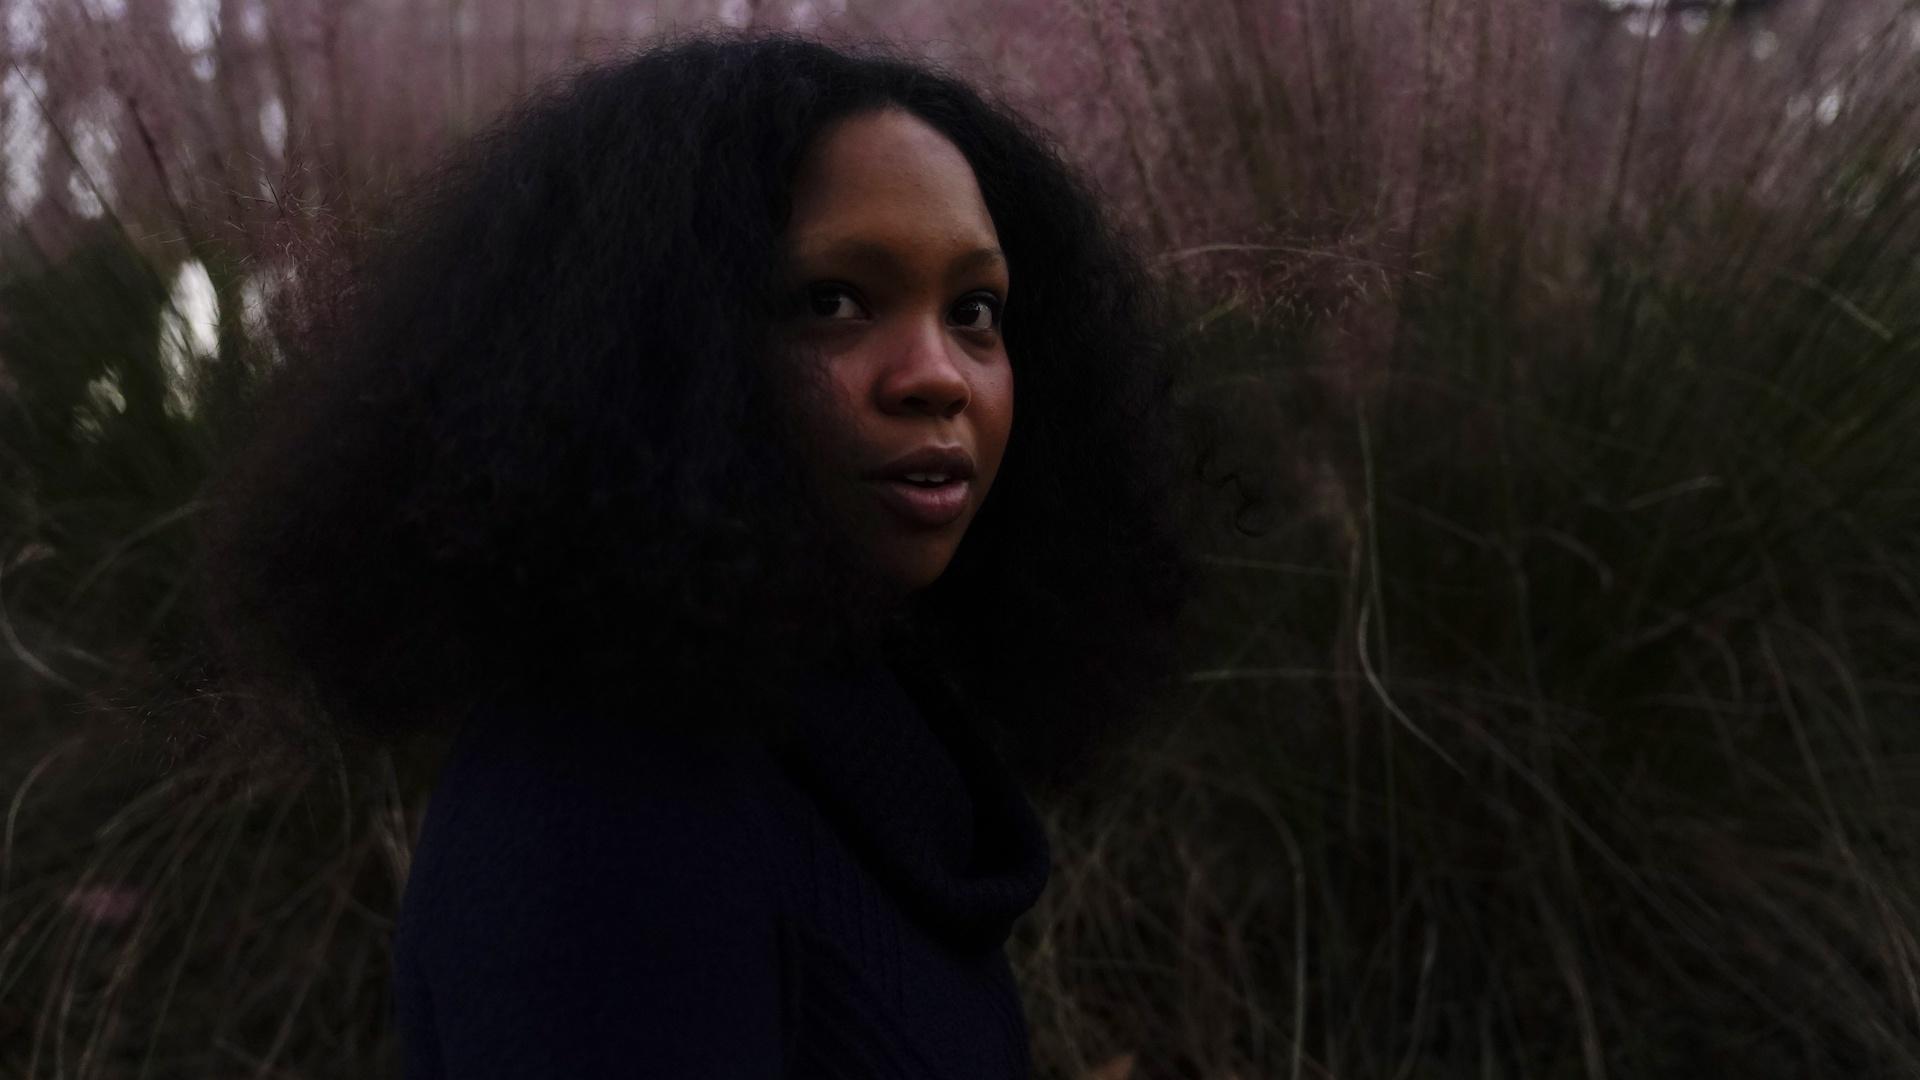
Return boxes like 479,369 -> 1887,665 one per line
1018,2 -> 1920,1077
2,0 -> 1918,1077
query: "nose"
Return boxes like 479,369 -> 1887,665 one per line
877,315 -> 971,419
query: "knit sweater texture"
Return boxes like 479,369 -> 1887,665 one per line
388,660 -> 1054,1078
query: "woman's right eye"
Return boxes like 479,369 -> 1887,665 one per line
804,284 -> 865,320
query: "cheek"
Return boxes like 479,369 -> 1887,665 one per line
793,370 -> 865,472
982,371 -> 1014,468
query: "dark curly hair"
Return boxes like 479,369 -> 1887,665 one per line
192,29 -> 1203,798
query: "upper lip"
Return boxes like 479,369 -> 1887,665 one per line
865,445 -> 977,482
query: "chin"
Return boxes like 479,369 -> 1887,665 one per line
893,567 -> 948,595
885,549 -> 957,595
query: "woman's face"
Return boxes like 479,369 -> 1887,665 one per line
773,108 -> 1013,597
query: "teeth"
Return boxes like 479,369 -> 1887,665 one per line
903,472 -> 951,483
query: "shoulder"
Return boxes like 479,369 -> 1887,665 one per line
398,698 -> 789,959
390,700 -> 800,1077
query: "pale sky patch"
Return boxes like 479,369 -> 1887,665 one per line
259,93 -> 286,158
1816,88 -> 1842,127
7,0 -> 45,52
240,268 -> 288,365
64,91 -> 120,220
171,0 -> 219,81
789,0 -> 849,27
240,271 -> 271,332
170,0 -> 217,52
3,65 -> 47,218
239,0 -> 266,42
86,368 -> 126,415
159,259 -> 219,419
1622,11 -> 1666,37
72,366 -> 122,441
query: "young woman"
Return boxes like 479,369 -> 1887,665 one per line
194,29 -> 1199,1079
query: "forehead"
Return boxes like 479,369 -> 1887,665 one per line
783,109 -> 1000,257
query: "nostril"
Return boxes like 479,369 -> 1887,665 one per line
901,395 -> 965,417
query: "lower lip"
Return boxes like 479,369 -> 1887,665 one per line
872,478 -> 971,528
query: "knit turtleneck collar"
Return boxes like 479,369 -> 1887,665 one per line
770,661 -> 1052,953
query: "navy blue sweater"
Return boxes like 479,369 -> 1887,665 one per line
388,661 -> 1053,1078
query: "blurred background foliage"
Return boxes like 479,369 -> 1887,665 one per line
5,0 -> 1920,1076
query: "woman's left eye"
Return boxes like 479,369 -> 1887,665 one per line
953,293 -> 1004,333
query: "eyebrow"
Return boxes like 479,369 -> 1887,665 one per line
787,238 -> 1007,279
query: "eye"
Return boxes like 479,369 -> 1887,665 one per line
793,283 -> 1004,333
953,292 -> 1005,334
802,283 -> 866,321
